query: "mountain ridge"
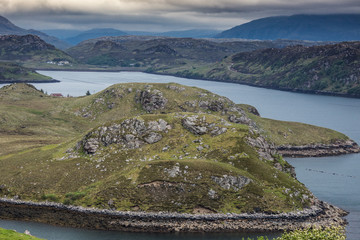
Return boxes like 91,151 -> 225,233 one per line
216,14 -> 360,41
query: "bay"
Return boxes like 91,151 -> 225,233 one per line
1,71 -> 359,239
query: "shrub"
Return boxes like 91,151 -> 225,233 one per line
276,226 -> 346,240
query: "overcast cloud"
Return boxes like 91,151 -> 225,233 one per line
1,0 -> 360,31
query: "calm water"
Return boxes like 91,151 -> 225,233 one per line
1,71 -> 359,239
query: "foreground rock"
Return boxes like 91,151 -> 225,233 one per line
0,198 -> 347,232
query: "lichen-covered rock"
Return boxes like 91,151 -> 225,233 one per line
182,115 -> 208,135
211,175 -> 252,191
229,114 -> 252,125
77,118 -> 171,154
181,115 -> 228,136
137,89 -> 168,112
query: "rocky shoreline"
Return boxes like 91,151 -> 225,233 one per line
0,198 -> 347,232
276,139 -> 360,158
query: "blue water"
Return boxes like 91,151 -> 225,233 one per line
1,71 -> 359,239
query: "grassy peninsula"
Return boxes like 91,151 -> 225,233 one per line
0,83 -> 357,216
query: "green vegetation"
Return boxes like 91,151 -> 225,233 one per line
242,226 -> 346,240
0,62 -> 52,83
0,83 -> 353,214
250,116 -> 348,146
0,228 -> 44,240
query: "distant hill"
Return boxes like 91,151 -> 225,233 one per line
216,14 -> 360,41
0,61 -> 55,83
0,62 -> 55,84
65,28 -> 128,45
0,15 -> 71,49
67,36 -> 328,68
0,34 -> 74,66
42,28 -> 221,44
151,29 -> 221,38
66,36 -> 280,67
195,41 -> 360,97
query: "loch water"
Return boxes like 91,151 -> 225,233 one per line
0,71 -> 359,240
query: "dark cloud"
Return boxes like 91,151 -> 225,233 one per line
1,0 -> 360,31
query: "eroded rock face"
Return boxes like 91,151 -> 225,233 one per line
78,118 -> 171,154
137,89 -> 168,113
211,175 -> 252,191
181,115 -> 228,136
246,135 -> 276,162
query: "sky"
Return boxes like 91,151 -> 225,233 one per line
1,0 -> 360,31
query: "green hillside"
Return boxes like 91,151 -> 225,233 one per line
0,83 -> 356,214
0,62 -> 53,83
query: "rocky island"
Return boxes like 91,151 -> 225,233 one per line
0,83 -> 357,232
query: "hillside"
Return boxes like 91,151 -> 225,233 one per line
66,36 -> 328,69
0,83 -> 357,218
165,41 -> 360,98
0,62 -> 55,83
0,15 -> 71,49
0,34 -> 75,67
216,14 -> 360,41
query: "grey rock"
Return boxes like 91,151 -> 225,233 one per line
182,115 -> 208,135
79,118 -> 171,154
144,132 -> 162,144
137,89 -> 168,112
229,114 -> 251,125
210,127 -> 227,136
211,175 -> 252,191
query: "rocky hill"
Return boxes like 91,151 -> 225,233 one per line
0,15 -> 71,49
0,62 -> 55,83
216,14 -> 360,41
167,41 -> 360,98
66,36 -> 330,70
0,83 -> 357,229
0,34 -> 75,67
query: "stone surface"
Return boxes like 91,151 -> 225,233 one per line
78,118 -> 171,154
137,89 -> 168,113
211,175 -> 252,191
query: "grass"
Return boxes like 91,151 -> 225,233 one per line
250,115 -> 348,146
0,228 -> 44,240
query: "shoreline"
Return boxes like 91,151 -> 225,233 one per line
36,67 -> 360,99
0,198 -> 347,233
0,79 -> 60,84
276,139 -> 360,158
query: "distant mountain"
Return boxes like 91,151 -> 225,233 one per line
65,28 -> 128,45
41,29 -> 83,40
0,15 -> 71,49
155,29 -> 221,38
216,14 -> 360,41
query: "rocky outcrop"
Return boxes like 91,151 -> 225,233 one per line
0,198 -> 348,232
277,139 -> 360,157
136,88 -> 168,113
77,118 -> 171,154
211,175 -> 252,191
181,115 -> 228,136
246,135 -> 276,162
